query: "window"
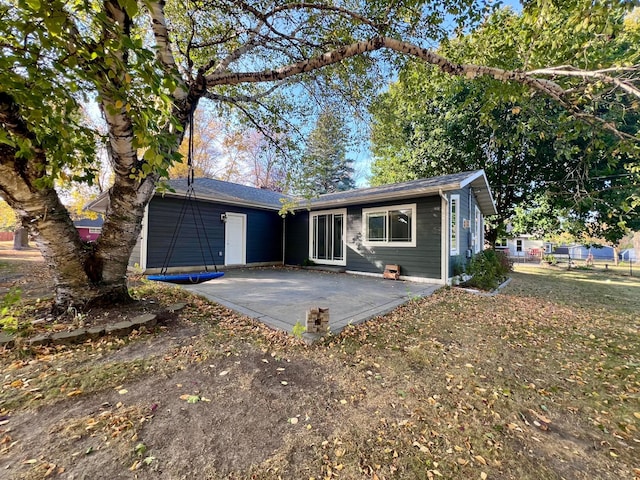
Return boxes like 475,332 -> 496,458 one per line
474,206 -> 482,253
309,209 -> 346,265
450,195 -> 460,255
362,204 -> 416,247
496,238 -> 508,248
516,239 -> 523,252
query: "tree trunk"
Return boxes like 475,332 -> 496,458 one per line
0,92 -> 149,312
3,178 -> 139,312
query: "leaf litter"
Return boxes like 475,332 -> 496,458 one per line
0,267 -> 638,479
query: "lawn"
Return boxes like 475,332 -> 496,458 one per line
1,264 -> 639,479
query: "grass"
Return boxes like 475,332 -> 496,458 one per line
1,267 -> 639,479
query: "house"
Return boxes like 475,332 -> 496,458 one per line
73,217 -> 103,242
495,235 -> 546,258
562,244 -> 616,261
88,170 -> 497,284
619,248 -> 637,262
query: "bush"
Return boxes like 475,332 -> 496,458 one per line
465,250 -> 512,291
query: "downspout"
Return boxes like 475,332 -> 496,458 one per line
439,189 -> 449,285
468,187 -> 473,255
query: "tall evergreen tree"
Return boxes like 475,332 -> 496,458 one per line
300,111 -> 356,195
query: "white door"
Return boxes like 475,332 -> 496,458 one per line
225,213 -> 246,265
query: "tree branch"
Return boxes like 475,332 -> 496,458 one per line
528,65 -> 640,99
147,0 -> 188,100
206,37 -> 566,99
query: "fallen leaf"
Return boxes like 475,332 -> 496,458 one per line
412,441 -> 429,453
118,389 -> 128,395
481,472 -> 488,480
475,455 -> 487,465
289,417 -> 299,424
219,370 -> 229,376
281,381 -> 288,385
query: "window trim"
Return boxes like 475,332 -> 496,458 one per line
362,203 -> 417,248
474,206 -> 482,253
308,208 -> 347,266
450,194 -> 460,255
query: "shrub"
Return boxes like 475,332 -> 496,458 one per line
1,287 -> 22,332
465,250 -> 512,291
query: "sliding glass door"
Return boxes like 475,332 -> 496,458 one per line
310,210 -> 346,265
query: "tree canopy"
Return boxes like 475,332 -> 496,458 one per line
370,4 -> 640,244
298,110 -> 356,195
1,0 -> 639,309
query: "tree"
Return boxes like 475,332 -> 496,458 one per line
370,5 -> 640,245
0,198 -> 17,232
1,0 -> 639,311
223,129 -> 287,191
299,110 -> 356,195
168,108 -> 225,180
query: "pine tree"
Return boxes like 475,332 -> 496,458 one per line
301,111 -> 356,195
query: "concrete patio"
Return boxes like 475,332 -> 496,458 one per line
181,268 -> 441,336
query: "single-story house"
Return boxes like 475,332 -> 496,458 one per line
495,235 -> 547,258
561,244 -> 616,261
73,217 -> 103,242
88,170 -> 497,284
619,248 -> 637,262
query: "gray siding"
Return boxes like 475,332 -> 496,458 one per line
146,196 -> 282,269
284,211 -> 309,265
128,234 -> 142,269
345,196 -> 442,279
448,186 -> 483,276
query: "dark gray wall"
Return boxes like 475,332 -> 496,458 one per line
286,196 -> 443,280
346,196 -> 441,279
146,196 -> 282,269
284,210 -> 309,265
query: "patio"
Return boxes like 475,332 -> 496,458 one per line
181,268 -> 441,337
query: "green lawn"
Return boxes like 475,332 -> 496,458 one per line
1,267 -> 639,479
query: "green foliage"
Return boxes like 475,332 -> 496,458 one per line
465,250 -> 512,291
292,321 -> 307,339
0,199 -> 18,231
370,4 -> 640,245
297,110 -> 356,195
1,287 -> 22,332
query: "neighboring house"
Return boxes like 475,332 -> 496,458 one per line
496,235 -> 545,258
562,244 -> 616,261
88,170 -> 497,284
73,217 -> 103,242
619,248 -> 637,262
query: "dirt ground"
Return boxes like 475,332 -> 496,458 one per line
1,244 -> 639,479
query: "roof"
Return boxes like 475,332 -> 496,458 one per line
165,178 -> 288,210
308,170 -> 497,216
73,217 -> 104,228
87,170 -> 497,216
